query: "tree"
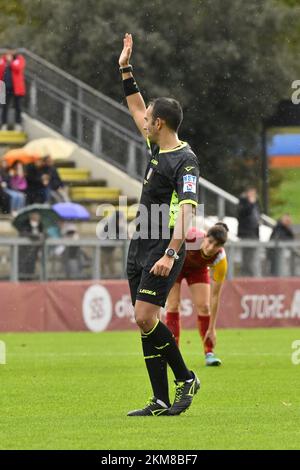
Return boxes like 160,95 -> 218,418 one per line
1,0 -> 300,197
0,0 -> 26,33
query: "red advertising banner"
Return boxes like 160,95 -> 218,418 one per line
0,278 -> 299,333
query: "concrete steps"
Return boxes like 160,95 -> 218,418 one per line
69,187 -> 121,201
0,130 -> 28,145
54,160 -> 76,168
101,205 -> 138,220
65,179 -> 107,187
74,198 -> 138,214
57,167 -> 91,181
0,141 -> 138,237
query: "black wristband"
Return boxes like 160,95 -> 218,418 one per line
119,65 -> 133,74
123,77 -> 140,97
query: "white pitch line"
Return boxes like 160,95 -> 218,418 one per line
6,352 -> 292,358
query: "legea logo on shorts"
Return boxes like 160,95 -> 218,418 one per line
82,285 -> 112,332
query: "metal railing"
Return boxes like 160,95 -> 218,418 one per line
0,48 -> 147,179
0,238 -> 129,282
226,240 -> 300,279
1,238 -> 300,282
0,49 -> 276,225
199,176 -> 276,227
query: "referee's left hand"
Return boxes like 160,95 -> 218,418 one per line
150,255 -> 174,277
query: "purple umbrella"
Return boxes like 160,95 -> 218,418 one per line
53,202 -> 90,220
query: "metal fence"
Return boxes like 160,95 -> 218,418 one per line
199,177 -> 276,227
1,238 -> 300,282
226,240 -> 300,278
0,49 -> 278,229
0,238 -> 129,282
0,48 -> 147,179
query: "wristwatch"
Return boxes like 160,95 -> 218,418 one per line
165,248 -> 179,260
119,65 -> 133,74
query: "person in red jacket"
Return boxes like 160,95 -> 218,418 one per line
0,48 -> 26,131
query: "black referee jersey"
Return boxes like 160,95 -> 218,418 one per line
135,140 -> 200,239
126,140 -> 200,307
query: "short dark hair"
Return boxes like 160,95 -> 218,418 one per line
207,222 -> 229,246
149,97 -> 183,132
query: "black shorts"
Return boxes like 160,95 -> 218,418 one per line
127,237 -> 185,307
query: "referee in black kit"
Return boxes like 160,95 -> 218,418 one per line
119,33 -> 200,416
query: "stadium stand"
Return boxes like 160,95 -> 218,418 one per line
3,48 -> 300,281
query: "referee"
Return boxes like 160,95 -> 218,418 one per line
119,33 -> 200,416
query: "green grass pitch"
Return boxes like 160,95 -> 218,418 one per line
0,328 -> 299,450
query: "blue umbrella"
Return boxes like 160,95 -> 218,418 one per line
53,202 -> 90,220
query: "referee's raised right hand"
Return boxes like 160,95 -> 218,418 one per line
119,33 -> 133,67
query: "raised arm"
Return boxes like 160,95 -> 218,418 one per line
119,33 -> 147,139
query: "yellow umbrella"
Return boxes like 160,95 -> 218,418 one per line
24,138 -> 77,160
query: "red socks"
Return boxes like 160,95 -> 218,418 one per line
166,312 -> 213,354
165,311 -> 180,346
197,315 -> 213,354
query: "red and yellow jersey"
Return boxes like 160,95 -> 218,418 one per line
183,230 -> 227,282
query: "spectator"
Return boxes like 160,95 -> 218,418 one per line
270,214 -> 294,242
0,184 -> 10,214
42,155 -> 69,203
25,159 -> 50,205
99,210 -> 127,277
60,223 -> 90,279
18,212 -> 44,280
0,48 -> 26,131
268,214 -> 295,276
0,158 -> 26,215
237,187 -> 261,276
9,160 -> 27,193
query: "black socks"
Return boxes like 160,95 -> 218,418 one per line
144,320 -> 192,382
141,334 -> 170,407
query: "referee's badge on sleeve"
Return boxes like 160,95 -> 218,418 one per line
183,174 -> 197,193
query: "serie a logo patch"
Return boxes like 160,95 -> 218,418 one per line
183,174 -> 197,193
